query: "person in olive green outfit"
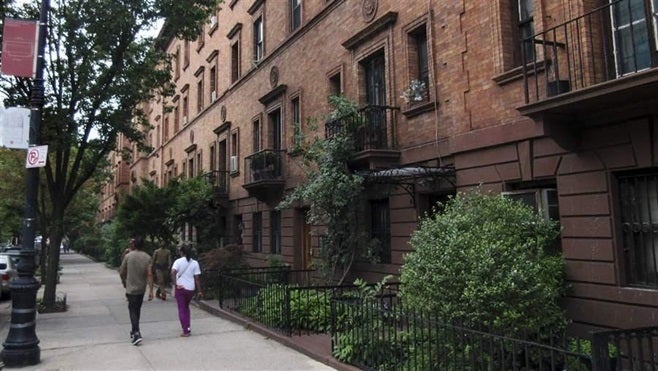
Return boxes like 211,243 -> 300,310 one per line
152,243 -> 171,300
119,236 -> 153,345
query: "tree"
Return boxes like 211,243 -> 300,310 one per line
278,96 -> 378,284
0,148 -> 24,243
0,0 -> 222,309
116,176 -> 217,253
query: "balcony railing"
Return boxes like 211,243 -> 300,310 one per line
522,0 -> 658,103
325,105 -> 398,152
244,149 -> 284,184
200,170 -> 229,194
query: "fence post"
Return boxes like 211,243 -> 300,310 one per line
284,287 -> 291,336
218,270 -> 224,308
591,332 -> 611,371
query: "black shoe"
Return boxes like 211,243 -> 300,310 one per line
130,330 -> 134,339
132,332 -> 142,346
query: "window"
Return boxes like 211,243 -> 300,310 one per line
405,24 -> 430,104
198,25 -> 205,50
188,157 -> 194,178
182,96 -> 189,124
618,171 -> 658,287
174,47 -> 181,80
174,104 -> 180,132
231,42 -> 240,83
513,0 -> 535,66
253,212 -> 263,253
252,119 -> 261,152
209,66 -> 217,102
209,144 -> 216,172
197,79 -> 204,113
291,97 -> 301,150
184,40 -> 190,68
502,188 -> 559,221
329,71 -> 341,96
197,152 -> 203,175
269,109 -> 282,151
253,16 -> 263,62
291,0 -> 301,32
270,210 -> 281,254
370,199 -> 391,264
163,117 -> 169,141
611,0 -> 652,76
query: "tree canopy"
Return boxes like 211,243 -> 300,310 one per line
0,0 -> 222,308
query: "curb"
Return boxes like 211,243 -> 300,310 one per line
194,300 -> 360,371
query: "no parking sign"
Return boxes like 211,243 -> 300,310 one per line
25,145 -> 47,168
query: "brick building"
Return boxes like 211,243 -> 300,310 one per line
101,0 -> 658,333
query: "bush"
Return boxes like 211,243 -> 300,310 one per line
198,244 -> 245,271
399,190 -> 567,337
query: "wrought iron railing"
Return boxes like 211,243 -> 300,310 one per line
244,149 -> 284,184
200,170 -> 229,194
592,326 -> 658,371
331,297 -> 592,371
325,105 -> 399,151
522,0 -> 658,103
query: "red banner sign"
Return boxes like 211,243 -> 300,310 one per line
1,18 -> 39,78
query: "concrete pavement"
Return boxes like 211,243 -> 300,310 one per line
0,253 -> 337,371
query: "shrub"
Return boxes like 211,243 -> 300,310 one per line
399,190 -> 567,337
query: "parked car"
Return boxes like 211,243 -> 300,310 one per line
0,253 -> 17,298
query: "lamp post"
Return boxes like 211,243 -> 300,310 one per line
1,0 -> 49,366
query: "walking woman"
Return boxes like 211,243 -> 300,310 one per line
171,244 -> 203,337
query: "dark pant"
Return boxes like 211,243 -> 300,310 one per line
126,293 -> 144,334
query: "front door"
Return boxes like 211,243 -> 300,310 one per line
362,51 -> 387,150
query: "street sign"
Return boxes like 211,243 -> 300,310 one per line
1,18 -> 39,78
25,145 -> 47,168
0,106 -> 31,149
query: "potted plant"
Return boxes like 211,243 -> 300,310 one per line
401,79 -> 428,104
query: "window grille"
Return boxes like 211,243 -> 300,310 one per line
619,172 -> 658,287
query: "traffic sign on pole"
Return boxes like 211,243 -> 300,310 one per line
25,145 -> 47,168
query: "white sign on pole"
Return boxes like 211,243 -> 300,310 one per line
25,145 -> 47,168
0,106 -> 31,149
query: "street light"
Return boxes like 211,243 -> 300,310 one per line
1,0 -> 50,366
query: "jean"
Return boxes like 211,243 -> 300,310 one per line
175,288 -> 195,334
126,293 -> 144,334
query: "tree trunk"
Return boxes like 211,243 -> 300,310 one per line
41,208 -> 64,308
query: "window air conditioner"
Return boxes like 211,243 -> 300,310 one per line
182,115 -> 188,125
211,90 -> 217,102
501,188 -> 558,221
230,155 -> 238,173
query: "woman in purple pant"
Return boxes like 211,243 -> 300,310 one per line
170,244 -> 203,337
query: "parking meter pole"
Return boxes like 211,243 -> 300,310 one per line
1,0 -> 49,366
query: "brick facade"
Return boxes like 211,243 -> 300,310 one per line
100,0 -> 658,332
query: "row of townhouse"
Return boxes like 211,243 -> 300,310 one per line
99,0 -> 658,335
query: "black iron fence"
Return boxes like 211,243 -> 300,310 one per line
592,326 -> 658,370
522,0 -> 658,103
331,297 -> 594,371
325,105 -> 398,151
216,266 -> 402,336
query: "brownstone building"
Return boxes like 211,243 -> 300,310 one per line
101,0 -> 658,334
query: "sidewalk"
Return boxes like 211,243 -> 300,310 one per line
0,253 -> 339,370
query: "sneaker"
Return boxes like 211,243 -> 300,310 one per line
132,332 -> 142,346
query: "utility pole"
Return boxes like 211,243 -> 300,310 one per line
1,0 -> 49,366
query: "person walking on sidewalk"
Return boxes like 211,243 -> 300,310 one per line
119,236 -> 154,345
171,244 -> 203,337
152,242 -> 171,300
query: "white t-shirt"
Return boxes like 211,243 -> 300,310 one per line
171,257 -> 201,291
